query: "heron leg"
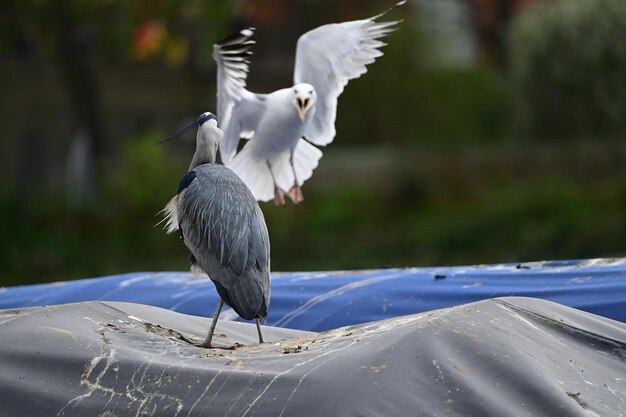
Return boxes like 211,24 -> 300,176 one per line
201,298 -> 224,348
266,160 -> 285,206
255,318 -> 264,344
286,152 -> 304,204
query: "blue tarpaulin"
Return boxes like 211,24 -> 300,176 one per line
1,257 -> 625,331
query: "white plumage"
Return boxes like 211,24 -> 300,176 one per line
213,1 -> 405,204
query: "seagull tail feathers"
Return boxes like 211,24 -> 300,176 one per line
292,139 -> 323,187
272,139 -> 323,191
227,145 -> 275,202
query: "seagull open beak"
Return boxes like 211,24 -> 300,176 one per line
155,112 -> 217,145
296,96 -> 310,123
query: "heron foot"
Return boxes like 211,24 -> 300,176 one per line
274,186 -> 286,206
196,341 -> 243,350
287,185 -> 304,205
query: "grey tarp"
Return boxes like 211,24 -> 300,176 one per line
0,297 -> 625,417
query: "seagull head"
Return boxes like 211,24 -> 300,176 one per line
292,83 -> 316,123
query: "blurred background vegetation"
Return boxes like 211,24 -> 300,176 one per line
0,0 -> 625,286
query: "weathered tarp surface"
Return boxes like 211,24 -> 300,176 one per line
1,258 -> 626,331
1,297 -> 625,417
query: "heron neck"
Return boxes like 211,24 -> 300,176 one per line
189,145 -> 216,170
189,129 -> 217,170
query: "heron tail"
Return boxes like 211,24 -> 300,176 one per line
211,276 -> 268,320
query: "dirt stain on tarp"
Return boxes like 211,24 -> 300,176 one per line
282,345 -> 308,354
141,321 -> 246,350
141,321 -> 198,345
370,364 -> 386,373
566,392 -> 588,409
0,309 -> 20,315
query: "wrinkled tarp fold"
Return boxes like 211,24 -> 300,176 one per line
1,297 -> 625,416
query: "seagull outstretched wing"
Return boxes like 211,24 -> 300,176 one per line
214,28 -> 267,163
294,1 -> 404,146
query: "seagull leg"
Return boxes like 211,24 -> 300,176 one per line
266,161 -> 285,206
286,152 -> 304,204
255,318 -> 264,344
274,187 -> 286,206
201,298 -> 224,348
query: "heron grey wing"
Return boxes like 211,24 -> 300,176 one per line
178,165 -> 269,291
177,166 -> 270,319
293,1 -> 404,146
223,197 -> 271,316
251,204 -> 270,269
250,203 -> 270,304
220,91 -> 268,164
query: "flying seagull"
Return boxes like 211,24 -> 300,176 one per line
159,112 -> 270,348
214,1 -> 405,205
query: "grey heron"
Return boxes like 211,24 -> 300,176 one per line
159,112 -> 270,348
215,1 -> 406,205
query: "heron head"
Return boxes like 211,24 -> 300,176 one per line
292,83 -> 316,123
155,112 -> 221,168
196,113 -> 222,154
197,112 -> 217,126
155,112 -> 218,145
196,112 -> 222,144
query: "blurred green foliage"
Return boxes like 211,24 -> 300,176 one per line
0,133 -> 186,285
263,169 -> 626,271
511,0 -> 626,140
2,137 -> 625,286
0,0 -> 232,68
114,131 -> 181,212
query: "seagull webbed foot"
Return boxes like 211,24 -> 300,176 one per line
287,185 -> 304,205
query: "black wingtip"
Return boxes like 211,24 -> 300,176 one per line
217,27 -> 256,47
372,0 -> 406,21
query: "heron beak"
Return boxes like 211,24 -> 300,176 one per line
296,96 -> 310,123
155,112 -> 217,145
